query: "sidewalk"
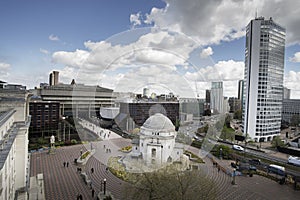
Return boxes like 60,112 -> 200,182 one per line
78,118 -> 122,140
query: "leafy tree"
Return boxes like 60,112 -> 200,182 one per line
233,109 -> 242,120
271,136 -> 284,148
290,114 -> 300,127
225,114 -> 232,128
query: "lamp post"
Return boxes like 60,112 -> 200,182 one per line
220,148 -> 223,160
62,117 -> 66,141
103,178 -> 106,195
100,178 -> 107,195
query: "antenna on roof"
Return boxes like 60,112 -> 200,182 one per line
255,9 -> 258,19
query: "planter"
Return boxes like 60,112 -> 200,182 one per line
77,149 -> 95,165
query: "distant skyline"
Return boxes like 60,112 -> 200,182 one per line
1,0 -> 300,98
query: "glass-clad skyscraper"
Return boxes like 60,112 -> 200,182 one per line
242,17 -> 285,142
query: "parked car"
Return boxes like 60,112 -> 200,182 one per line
232,144 -> 244,151
249,158 -> 261,166
288,156 -> 300,166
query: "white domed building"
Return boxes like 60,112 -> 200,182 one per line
124,113 -> 188,171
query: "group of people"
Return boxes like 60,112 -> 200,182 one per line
63,161 -> 69,167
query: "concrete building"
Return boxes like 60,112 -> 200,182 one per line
228,97 -> 241,113
116,101 -> 179,132
179,98 -> 205,118
283,87 -> 291,99
238,80 -> 244,111
210,82 -> 223,114
242,17 -> 286,142
282,99 -> 300,124
0,82 -> 31,199
33,83 -> 115,118
49,71 -> 59,86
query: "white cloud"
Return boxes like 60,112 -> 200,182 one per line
200,47 -> 213,58
284,71 -> 300,98
0,62 -> 11,79
130,12 -> 142,28
49,34 -> 60,41
185,60 -> 244,82
52,29 -> 198,73
289,52 -> 300,62
52,49 -> 89,69
40,48 -> 49,55
0,62 -> 10,70
144,0 -> 300,45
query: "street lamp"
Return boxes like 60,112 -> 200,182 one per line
100,178 -> 107,195
103,178 -> 107,195
62,116 -> 66,141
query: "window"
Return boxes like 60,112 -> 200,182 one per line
152,148 -> 156,158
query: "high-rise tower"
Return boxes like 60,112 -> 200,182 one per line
242,17 -> 285,142
210,82 -> 223,114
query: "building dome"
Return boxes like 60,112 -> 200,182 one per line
142,113 -> 175,132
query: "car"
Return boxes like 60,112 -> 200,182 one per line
288,156 -> 300,166
232,144 -> 244,151
249,159 -> 261,165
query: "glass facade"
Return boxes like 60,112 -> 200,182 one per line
242,17 -> 285,141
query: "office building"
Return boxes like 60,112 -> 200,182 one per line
283,87 -> 291,99
238,80 -> 244,111
228,97 -> 241,113
210,82 -> 223,114
29,99 -> 60,139
242,17 -> 286,141
0,82 -> 31,199
282,99 -> 300,124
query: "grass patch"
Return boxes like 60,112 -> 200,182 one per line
184,150 -> 205,163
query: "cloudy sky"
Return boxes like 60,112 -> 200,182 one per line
1,0 -> 300,98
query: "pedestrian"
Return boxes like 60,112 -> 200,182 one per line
91,167 -> 94,173
66,162 -> 69,167
103,144 -> 106,149
79,194 -> 82,200
63,161 -> 66,167
92,188 -> 95,197
218,166 -> 220,173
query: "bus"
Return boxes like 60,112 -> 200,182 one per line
268,164 -> 285,176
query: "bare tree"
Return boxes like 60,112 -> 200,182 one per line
122,167 -> 216,200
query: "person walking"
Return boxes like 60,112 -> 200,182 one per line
63,161 -> 66,167
91,167 -> 94,173
66,162 -> 69,167
92,188 -> 95,197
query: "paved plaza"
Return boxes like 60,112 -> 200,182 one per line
30,135 -> 300,200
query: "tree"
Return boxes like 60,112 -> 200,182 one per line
271,136 -> 284,148
290,114 -> 300,127
225,114 -> 232,128
197,124 -> 208,134
123,167 -> 216,200
233,109 -> 242,120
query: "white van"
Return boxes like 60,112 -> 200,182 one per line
288,156 -> 300,166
